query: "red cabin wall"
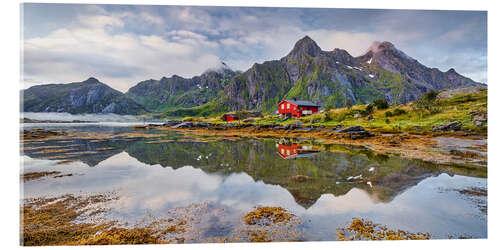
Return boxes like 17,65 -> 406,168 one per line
278,101 -> 298,117
224,115 -> 238,121
278,144 -> 301,158
278,100 -> 319,118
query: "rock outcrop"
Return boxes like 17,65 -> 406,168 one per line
433,121 -> 462,132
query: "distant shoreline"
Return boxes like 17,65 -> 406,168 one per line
21,118 -> 94,124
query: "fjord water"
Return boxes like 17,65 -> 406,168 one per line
21,123 -> 487,241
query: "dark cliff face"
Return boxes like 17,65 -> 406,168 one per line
22,77 -> 147,115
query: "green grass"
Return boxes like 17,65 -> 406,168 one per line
326,88 -> 486,134
220,88 -> 487,135
158,87 -> 487,135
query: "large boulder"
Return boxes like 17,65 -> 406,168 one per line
164,120 -> 182,127
346,130 -> 374,139
469,110 -> 487,127
338,126 -> 366,133
336,126 -> 373,139
474,118 -> 487,127
293,120 -> 303,128
171,122 -> 193,128
433,121 -> 462,132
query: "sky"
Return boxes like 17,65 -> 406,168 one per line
22,4 -> 487,92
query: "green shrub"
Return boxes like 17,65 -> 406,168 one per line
393,108 -> 407,116
182,116 -> 201,122
346,99 -> 353,109
373,99 -> 389,109
336,113 -> 347,122
323,112 -> 335,122
413,90 -> 440,114
365,104 -> 374,114
324,103 -> 335,112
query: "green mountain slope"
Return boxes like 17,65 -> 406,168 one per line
22,77 -> 147,115
126,65 -> 236,112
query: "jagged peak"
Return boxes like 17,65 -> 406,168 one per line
331,48 -> 353,57
362,41 -> 414,62
288,35 -> 322,57
83,77 -> 100,84
296,35 -> 315,44
333,48 -> 348,52
202,61 -> 233,75
379,41 -> 395,49
447,68 -> 457,74
366,41 -> 396,55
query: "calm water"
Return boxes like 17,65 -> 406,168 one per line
21,123 -> 487,241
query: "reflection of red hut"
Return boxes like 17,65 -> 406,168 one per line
222,114 -> 239,122
278,99 -> 320,118
277,143 -> 319,159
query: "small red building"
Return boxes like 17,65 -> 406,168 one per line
278,99 -> 320,118
222,114 -> 239,122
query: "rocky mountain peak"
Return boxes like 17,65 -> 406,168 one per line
366,41 -> 396,54
447,68 -> 457,74
378,41 -> 395,49
288,35 -> 322,58
332,48 -> 350,56
372,41 -> 412,61
202,61 -> 233,75
330,48 -> 357,65
83,77 -> 100,84
358,41 -> 418,74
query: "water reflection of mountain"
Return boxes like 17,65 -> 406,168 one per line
23,138 -> 135,167
23,137 -> 454,208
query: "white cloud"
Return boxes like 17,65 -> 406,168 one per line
220,38 -> 240,47
77,15 -> 124,29
23,12 -> 223,92
139,35 -> 193,55
168,30 -> 207,41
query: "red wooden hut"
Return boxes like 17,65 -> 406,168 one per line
278,99 -> 319,118
222,114 -> 239,122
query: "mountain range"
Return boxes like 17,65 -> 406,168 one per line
21,36 -> 485,116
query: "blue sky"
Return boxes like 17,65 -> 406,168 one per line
22,4 -> 487,92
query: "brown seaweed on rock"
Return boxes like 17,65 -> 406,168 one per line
336,218 -> 431,240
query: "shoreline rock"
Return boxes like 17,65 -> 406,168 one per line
433,121 -> 462,132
